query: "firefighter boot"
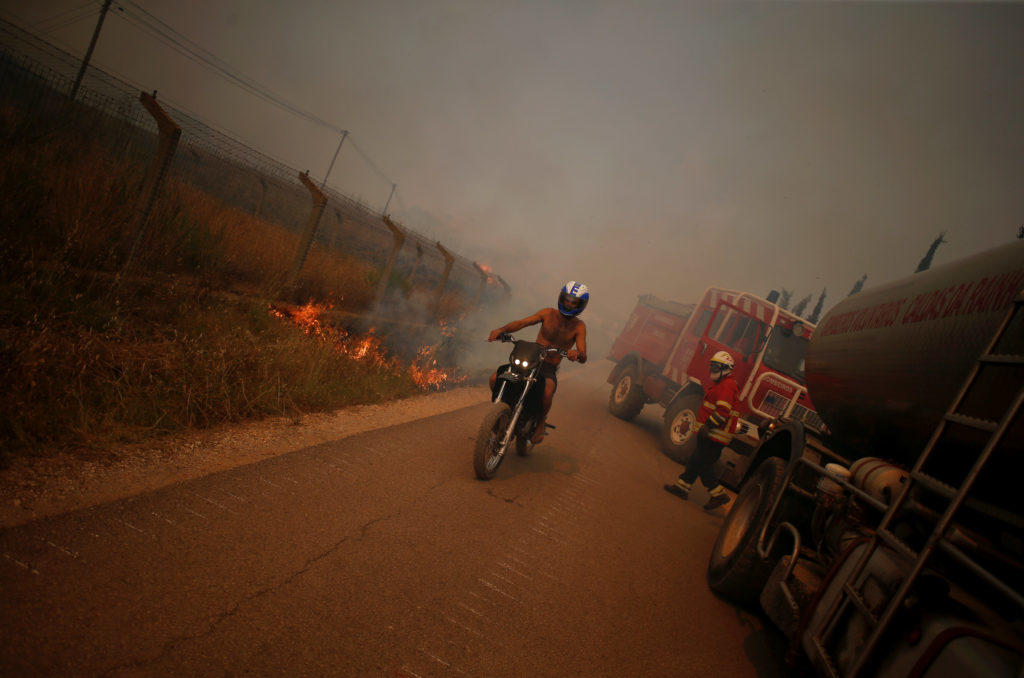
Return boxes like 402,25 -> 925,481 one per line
663,476 -> 693,501
703,485 -> 729,511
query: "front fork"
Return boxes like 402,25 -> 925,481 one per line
494,370 -> 536,455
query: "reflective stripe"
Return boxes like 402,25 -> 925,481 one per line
702,400 -> 715,409
708,485 -> 727,497
675,479 -> 693,492
715,400 -> 731,408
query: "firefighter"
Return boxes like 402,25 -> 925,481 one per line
664,350 -> 738,511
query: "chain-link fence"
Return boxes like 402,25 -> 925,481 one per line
0,17 -> 507,327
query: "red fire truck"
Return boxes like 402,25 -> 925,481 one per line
606,287 -> 823,487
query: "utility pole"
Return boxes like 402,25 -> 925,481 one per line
70,0 -> 113,101
320,130 -> 348,190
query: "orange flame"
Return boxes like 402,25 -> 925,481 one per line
409,345 -> 467,390
270,302 -> 466,390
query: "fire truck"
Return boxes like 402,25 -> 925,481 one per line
606,287 -> 823,488
707,241 -> 1024,677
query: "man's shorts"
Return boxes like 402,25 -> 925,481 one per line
539,361 -> 558,388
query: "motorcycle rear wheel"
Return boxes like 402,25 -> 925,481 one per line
474,402 -> 512,480
515,417 -> 536,456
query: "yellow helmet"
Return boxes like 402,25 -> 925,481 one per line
710,350 -> 734,376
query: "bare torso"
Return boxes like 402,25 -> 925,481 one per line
534,308 -> 584,366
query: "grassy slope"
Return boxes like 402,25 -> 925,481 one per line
0,108 -> 462,463
0,261 -> 427,462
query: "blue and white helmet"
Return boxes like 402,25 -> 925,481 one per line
558,281 -> 590,317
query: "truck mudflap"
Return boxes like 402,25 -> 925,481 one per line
799,541 -> 1024,678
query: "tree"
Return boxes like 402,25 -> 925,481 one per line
915,232 -> 947,273
848,274 -> 867,296
778,288 -> 793,310
792,294 -> 812,317
808,288 -> 827,324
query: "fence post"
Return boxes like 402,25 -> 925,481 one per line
472,262 -> 489,309
287,171 -> 327,288
405,241 -> 424,296
254,176 -> 267,220
329,209 -> 343,251
123,91 -> 180,273
432,242 -> 455,318
373,215 -> 406,310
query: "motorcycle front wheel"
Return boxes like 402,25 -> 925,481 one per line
474,402 -> 512,480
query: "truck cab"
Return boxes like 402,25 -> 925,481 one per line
607,287 -> 822,488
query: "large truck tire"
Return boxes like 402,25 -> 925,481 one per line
659,393 -> 702,462
608,366 -> 644,420
707,456 -> 786,604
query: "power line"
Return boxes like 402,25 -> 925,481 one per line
348,135 -> 394,187
13,0 -> 403,210
35,1 -> 99,31
109,2 -> 403,195
38,5 -> 101,35
111,0 -> 346,135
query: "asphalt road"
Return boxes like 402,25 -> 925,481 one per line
0,368 -> 788,677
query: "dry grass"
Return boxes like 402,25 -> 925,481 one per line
0,106 -> 463,462
0,267 -> 421,458
0,113 -> 378,309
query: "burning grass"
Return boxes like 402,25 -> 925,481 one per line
0,104 -> 469,463
0,272 -> 430,459
270,302 -> 467,391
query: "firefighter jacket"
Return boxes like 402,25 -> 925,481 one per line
698,374 -> 739,445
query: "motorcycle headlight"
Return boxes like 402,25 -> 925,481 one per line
513,359 -> 521,365
520,361 -> 529,368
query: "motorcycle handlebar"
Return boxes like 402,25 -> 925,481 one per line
498,334 -> 568,358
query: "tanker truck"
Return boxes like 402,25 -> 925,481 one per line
705,241 -> 1024,677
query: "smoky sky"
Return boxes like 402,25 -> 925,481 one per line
4,0 -> 1023,344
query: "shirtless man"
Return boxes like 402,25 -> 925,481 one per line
487,281 -> 589,444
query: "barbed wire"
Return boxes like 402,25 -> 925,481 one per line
37,2 -> 101,35
0,14 -> 490,290
110,1 -> 348,137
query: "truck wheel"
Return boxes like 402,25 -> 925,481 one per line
659,394 -> 701,462
608,367 -> 644,420
706,456 -> 786,604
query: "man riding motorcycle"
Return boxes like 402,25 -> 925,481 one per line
487,281 -> 589,444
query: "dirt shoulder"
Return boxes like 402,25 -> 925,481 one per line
0,385 -> 490,529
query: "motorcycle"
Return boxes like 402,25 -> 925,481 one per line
473,333 -> 567,480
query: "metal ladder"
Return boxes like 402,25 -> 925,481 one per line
809,292 -> 1024,678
